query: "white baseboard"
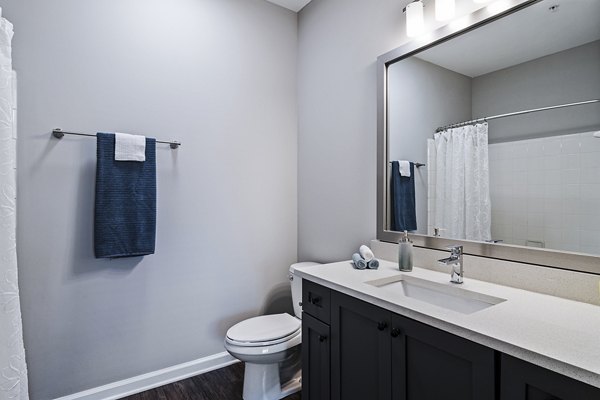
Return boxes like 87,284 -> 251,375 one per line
53,352 -> 238,400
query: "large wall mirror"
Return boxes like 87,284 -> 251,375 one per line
377,0 -> 600,274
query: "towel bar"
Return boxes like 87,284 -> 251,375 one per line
388,161 -> 426,168
52,128 -> 181,149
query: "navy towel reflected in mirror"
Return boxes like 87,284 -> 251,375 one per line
390,161 -> 417,232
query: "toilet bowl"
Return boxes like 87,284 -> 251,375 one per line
224,262 -> 320,400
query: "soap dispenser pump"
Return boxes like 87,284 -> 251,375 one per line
398,231 -> 413,272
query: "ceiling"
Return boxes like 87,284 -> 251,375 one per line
416,0 -> 600,77
264,0 -> 313,12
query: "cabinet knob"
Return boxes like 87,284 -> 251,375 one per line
308,293 -> 322,306
319,335 -> 327,342
377,321 -> 388,331
391,328 -> 401,338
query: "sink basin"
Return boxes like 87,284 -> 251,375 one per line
365,275 -> 506,314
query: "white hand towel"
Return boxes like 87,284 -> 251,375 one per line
399,160 -> 411,177
115,132 -> 146,162
359,245 -> 375,262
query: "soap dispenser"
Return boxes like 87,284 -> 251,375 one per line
398,231 -> 413,272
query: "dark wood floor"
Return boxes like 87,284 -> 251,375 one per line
122,362 -> 301,400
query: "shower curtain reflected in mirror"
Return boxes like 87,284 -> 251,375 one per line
0,16 -> 29,400
430,123 -> 491,242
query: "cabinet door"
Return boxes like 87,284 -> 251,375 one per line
331,291 -> 392,400
302,313 -> 331,400
391,314 -> 496,400
501,354 -> 600,400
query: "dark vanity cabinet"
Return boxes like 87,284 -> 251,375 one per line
302,281 -> 600,400
500,354 -> 600,400
330,290 -> 494,400
303,283 -> 494,400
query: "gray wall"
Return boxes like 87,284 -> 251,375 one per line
2,0 -> 298,398
473,40 -> 600,143
388,57 -> 472,234
297,0 -> 483,261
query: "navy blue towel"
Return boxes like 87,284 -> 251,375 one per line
390,161 -> 417,232
94,133 -> 156,258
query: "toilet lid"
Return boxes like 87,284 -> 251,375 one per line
226,313 -> 301,344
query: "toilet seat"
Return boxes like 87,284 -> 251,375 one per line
226,313 -> 301,347
225,330 -> 302,359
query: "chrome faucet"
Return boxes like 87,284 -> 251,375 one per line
438,245 -> 463,284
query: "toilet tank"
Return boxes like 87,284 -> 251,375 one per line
289,262 -> 320,319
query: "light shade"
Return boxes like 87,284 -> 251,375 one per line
473,0 -> 491,3
406,1 -> 425,38
436,0 -> 456,21
486,0 -> 511,14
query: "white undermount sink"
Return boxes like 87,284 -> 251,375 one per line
365,274 -> 506,314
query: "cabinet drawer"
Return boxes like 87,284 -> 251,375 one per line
303,280 -> 331,323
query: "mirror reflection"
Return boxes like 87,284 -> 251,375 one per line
387,0 -> 600,255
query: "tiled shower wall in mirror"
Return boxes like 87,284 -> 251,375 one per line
487,131 -> 600,255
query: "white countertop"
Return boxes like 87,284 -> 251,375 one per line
296,260 -> 600,388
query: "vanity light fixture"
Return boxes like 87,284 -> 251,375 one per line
486,0 -> 512,14
405,1 -> 425,38
435,0 -> 455,21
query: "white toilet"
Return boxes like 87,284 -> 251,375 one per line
224,262 -> 319,400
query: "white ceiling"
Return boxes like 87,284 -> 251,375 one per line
416,0 -> 600,77
264,0 -> 313,12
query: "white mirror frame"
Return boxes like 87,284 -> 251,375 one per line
377,0 -> 600,275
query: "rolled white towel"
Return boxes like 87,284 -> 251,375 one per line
359,245 -> 375,262
115,132 -> 146,162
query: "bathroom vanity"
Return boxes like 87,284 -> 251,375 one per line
299,261 -> 600,400
301,1 -> 600,398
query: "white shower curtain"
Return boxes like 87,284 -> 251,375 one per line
433,123 -> 491,242
0,16 -> 29,400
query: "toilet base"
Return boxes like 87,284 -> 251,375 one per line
242,362 -> 301,400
